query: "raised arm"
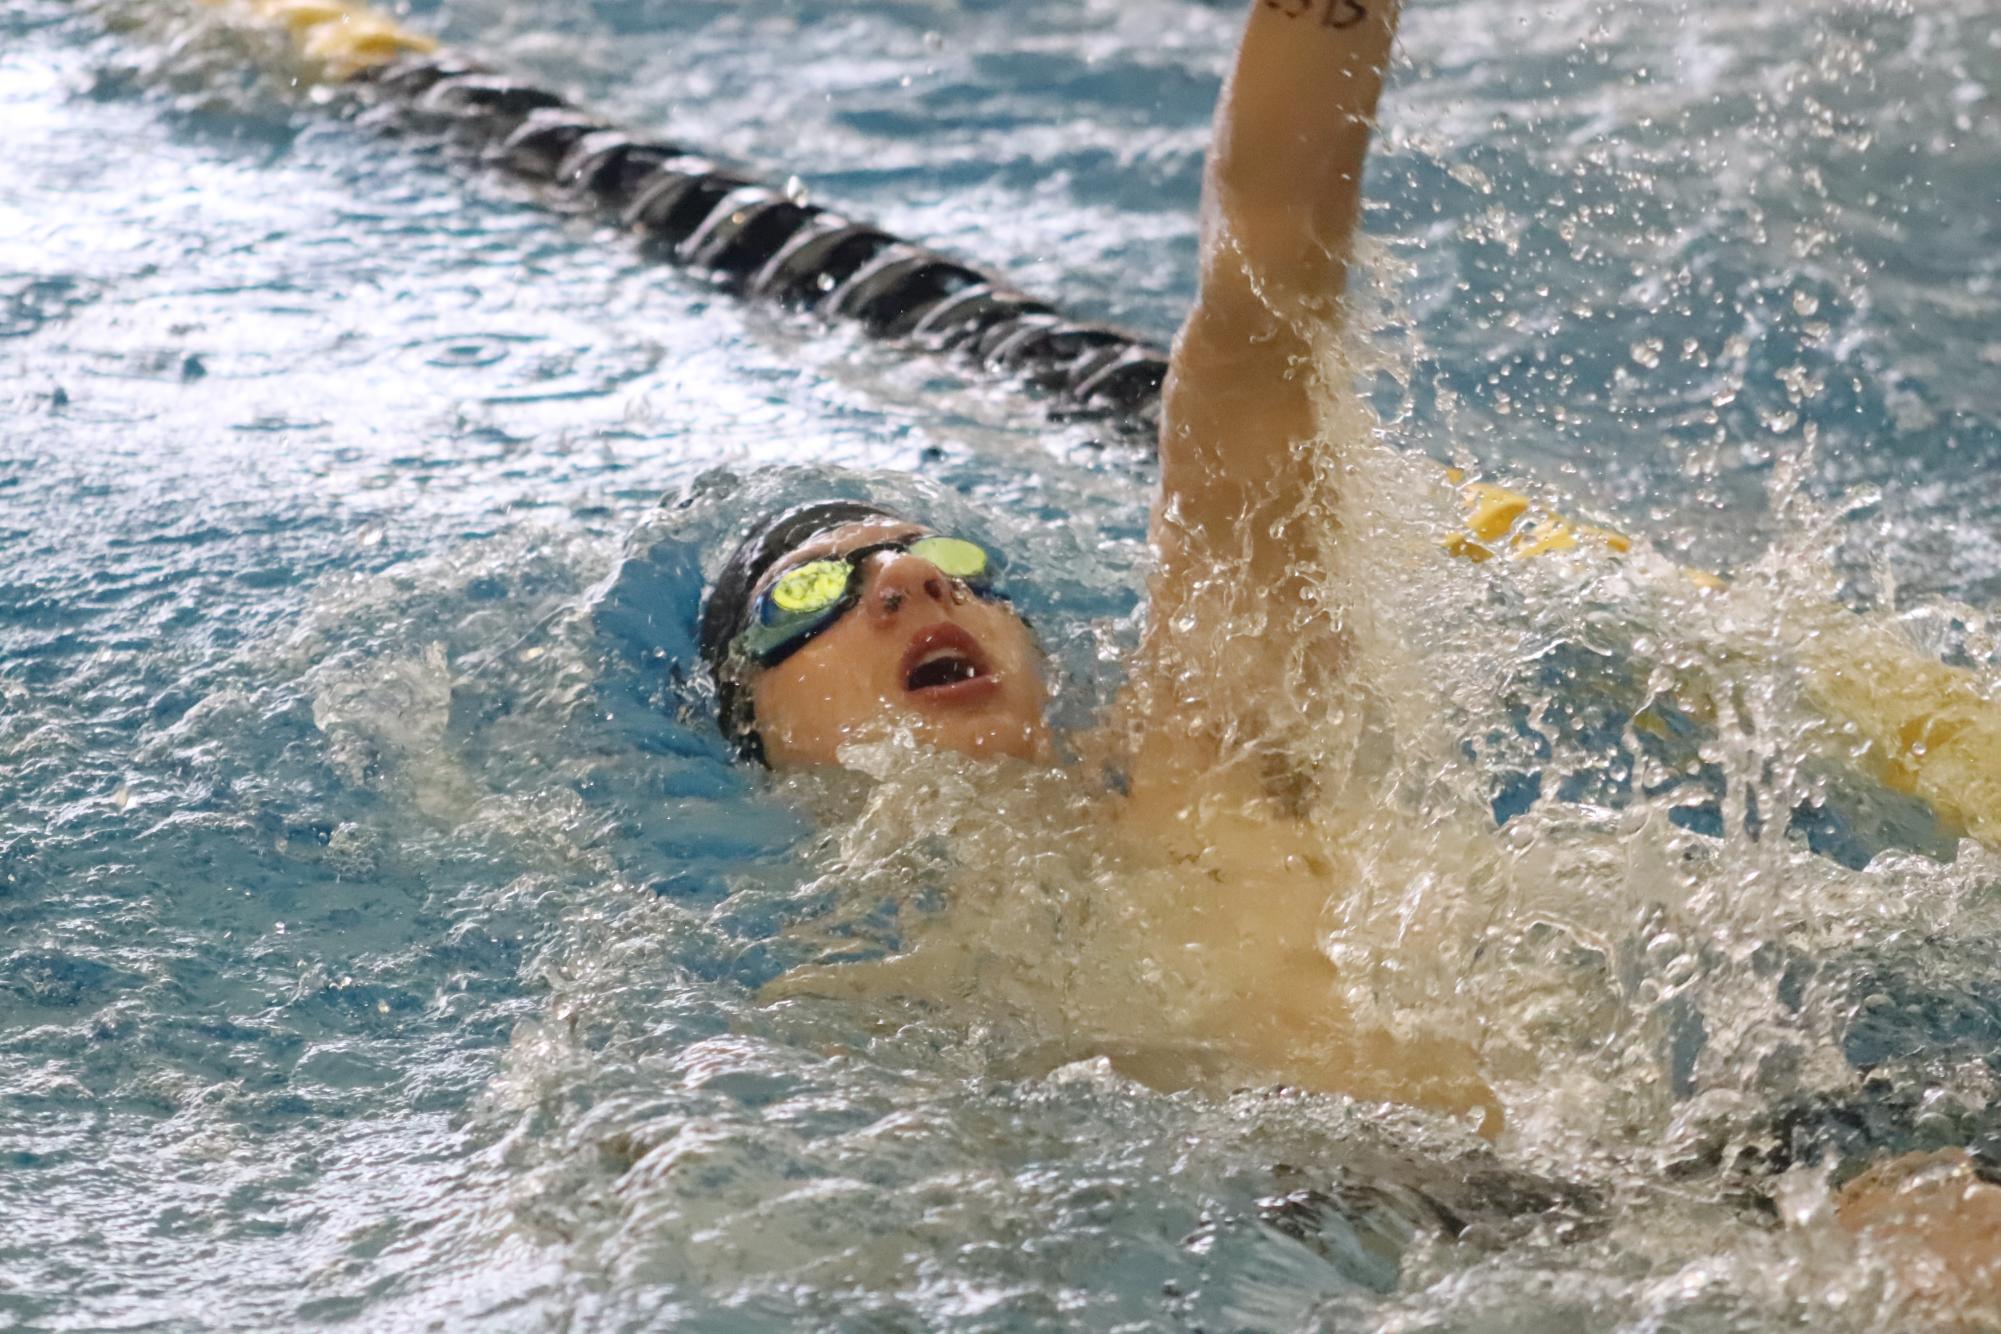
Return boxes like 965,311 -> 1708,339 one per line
1155,0 -> 1402,582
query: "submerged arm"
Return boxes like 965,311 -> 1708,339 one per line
1155,0 -> 1402,577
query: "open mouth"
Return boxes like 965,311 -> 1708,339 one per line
899,623 -> 998,699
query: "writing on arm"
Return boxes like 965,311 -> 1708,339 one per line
1262,0 -> 1371,29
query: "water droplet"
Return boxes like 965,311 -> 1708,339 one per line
1630,339 -> 1664,370
1662,954 -> 1700,989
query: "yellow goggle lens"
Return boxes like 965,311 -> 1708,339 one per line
908,535 -> 988,581
767,560 -> 854,616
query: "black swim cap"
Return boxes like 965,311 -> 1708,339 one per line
698,499 -> 903,762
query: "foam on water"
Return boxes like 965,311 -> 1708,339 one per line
6,0 -> 2001,1327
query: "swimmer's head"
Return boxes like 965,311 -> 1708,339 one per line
699,501 -> 1050,767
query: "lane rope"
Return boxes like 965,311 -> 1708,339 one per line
194,0 -> 1173,438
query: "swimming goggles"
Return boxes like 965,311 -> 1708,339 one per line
731,534 -> 1006,668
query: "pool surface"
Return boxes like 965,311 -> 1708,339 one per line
5,0 -> 2001,1327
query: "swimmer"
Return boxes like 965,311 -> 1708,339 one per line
697,0 -> 2001,1312
699,0 -> 1493,1125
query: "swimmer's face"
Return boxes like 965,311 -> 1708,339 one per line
746,518 -> 1051,768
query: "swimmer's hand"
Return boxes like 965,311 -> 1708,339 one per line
1835,1149 -> 2001,1319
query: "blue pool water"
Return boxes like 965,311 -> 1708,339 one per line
5,0 -> 2001,1327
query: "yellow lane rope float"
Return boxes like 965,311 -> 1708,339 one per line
143,0 -> 2001,848
187,0 -> 435,78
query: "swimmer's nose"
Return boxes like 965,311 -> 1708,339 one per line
866,551 -> 950,621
